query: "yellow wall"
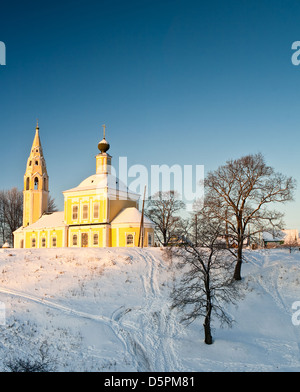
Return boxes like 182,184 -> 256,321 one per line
23,228 -> 65,248
68,226 -> 106,247
64,193 -> 108,225
111,226 -> 154,247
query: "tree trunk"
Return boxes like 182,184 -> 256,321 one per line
203,296 -> 213,344
233,245 -> 243,280
203,315 -> 213,344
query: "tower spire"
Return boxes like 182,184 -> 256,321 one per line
23,122 -> 49,226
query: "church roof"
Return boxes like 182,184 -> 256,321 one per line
16,211 -> 66,231
63,173 -> 140,200
111,207 -> 155,227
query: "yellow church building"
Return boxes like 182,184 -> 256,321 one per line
13,123 -> 155,249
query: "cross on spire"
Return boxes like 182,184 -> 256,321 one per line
102,124 -> 106,139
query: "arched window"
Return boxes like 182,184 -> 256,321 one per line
34,177 -> 39,190
126,234 -> 134,246
43,177 -> 47,191
93,233 -> 99,246
72,234 -> 78,246
26,177 -> 30,190
148,233 -> 153,247
20,239 -> 24,248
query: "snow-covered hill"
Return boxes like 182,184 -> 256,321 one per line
0,247 -> 299,372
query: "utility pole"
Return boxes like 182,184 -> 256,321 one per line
138,186 -> 146,248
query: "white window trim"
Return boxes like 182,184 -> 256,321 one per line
51,235 -> 57,248
72,233 -> 78,247
82,204 -> 89,221
148,232 -> 154,247
125,232 -> 135,247
93,202 -> 100,220
72,204 -> 79,221
93,232 -> 99,246
31,236 -> 36,248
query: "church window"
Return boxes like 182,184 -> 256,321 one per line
34,177 -> 39,190
20,240 -> 24,248
29,161 -> 32,166
26,177 -> 30,190
31,238 -> 36,248
41,238 -> 46,248
93,233 -> 99,245
93,203 -> 99,219
72,205 -> 78,220
52,236 -> 57,247
72,234 -> 78,246
43,178 -> 47,191
82,204 -> 88,220
35,161 -> 38,165
148,233 -> 153,247
126,234 -> 134,246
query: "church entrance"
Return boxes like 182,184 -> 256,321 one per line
81,233 -> 89,247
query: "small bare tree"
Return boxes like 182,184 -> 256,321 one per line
171,211 -> 240,344
47,195 -> 58,213
0,188 -> 23,245
4,339 -> 56,372
145,190 -> 185,246
200,153 -> 296,280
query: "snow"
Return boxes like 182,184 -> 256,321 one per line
0,247 -> 299,372
111,207 -> 154,226
63,173 -> 139,201
16,211 -> 66,231
262,231 -> 286,242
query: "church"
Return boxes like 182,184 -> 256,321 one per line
13,123 -> 155,249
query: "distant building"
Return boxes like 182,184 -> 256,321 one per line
262,229 -> 300,248
14,123 -> 155,248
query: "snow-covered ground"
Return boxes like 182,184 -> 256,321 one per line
0,246 -> 299,372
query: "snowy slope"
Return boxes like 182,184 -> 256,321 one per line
0,247 -> 299,372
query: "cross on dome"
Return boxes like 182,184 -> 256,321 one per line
98,123 -> 110,153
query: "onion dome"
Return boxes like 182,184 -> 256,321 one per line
98,124 -> 110,153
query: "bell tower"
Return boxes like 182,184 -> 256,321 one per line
23,121 -> 49,227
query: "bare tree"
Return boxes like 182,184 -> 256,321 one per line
198,153 -> 296,281
145,190 -> 185,246
171,211 -> 239,344
0,188 -> 23,245
0,188 -> 58,246
47,195 -> 58,213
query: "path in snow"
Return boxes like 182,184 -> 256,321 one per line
110,249 -> 183,372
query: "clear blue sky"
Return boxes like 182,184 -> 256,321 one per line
1,0 -> 300,229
